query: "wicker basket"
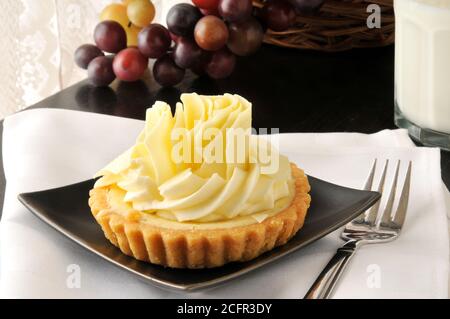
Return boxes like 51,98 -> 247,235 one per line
253,0 -> 395,52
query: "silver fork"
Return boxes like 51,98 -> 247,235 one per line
304,159 -> 412,299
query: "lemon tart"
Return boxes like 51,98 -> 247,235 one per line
89,93 -> 311,268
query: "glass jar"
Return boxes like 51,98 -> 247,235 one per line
394,0 -> 450,150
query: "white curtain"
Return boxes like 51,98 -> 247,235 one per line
0,0 -> 184,119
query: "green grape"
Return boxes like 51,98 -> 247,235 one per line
100,4 -> 129,30
126,24 -> 141,47
127,0 -> 155,28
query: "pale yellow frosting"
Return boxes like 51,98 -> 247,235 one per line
94,93 -> 294,223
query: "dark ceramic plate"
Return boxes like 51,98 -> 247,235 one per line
18,177 -> 379,292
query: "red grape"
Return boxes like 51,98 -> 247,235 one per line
194,16 -> 229,51
262,0 -> 296,32
218,0 -> 252,22
88,56 -> 116,87
289,0 -> 324,14
199,7 -> 220,16
166,3 -> 202,36
205,48 -> 236,79
253,7 -> 269,32
170,32 -> 181,43
192,0 -> 220,10
153,54 -> 185,87
191,52 -> 211,76
173,37 -> 203,69
138,24 -> 171,59
75,44 -> 104,69
94,21 -> 127,53
227,17 -> 264,56
113,47 -> 148,82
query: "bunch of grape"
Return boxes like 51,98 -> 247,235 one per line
163,0 -> 325,82
75,0 -> 156,87
164,0 -> 262,81
75,0 -> 325,87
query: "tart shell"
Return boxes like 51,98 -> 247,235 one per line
88,164 -> 311,269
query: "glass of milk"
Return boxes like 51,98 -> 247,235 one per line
394,0 -> 450,150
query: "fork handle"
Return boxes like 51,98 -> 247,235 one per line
304,240 -> 359,299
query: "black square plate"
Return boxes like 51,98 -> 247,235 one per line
18,176 -> 379,291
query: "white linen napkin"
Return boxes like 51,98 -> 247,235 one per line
1,108 -> 448,299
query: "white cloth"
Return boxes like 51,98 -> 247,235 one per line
1,108 -> 448,299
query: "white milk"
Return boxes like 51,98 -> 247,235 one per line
395,0 -> 450,134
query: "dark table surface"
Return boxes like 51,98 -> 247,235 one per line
0,44 -> 449,216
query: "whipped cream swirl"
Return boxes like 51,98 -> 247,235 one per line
95,93 -> 293,222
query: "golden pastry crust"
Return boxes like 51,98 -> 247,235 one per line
88,163 -> 311,269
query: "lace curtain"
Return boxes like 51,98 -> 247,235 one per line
0,0 -> 185,119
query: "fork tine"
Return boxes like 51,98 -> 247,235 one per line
366,159 -> 389,225
379,160 -> 400,227
353,159 -> 377,224
392,161 -> 412,229
363,159 -> 377,191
